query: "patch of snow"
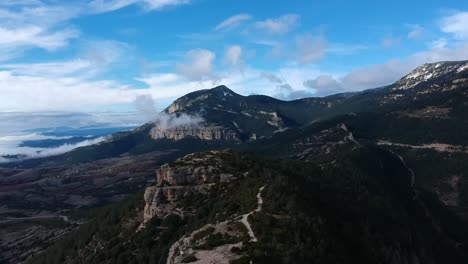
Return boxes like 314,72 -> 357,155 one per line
405,71 -> 422,79
457,63 -> 468,73
453,78 -> 468,84
241,112 -> 253,117
423,73 -> 433,80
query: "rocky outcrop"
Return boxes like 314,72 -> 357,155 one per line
141,151 -> 236,225
150,124 -> 240,141
156,163 -> 227,186
143,186 -> 186,223
166,223 -> 244,264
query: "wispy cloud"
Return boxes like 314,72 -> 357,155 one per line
295,34 -> 327,64
88,0 -> 190,13
215,13 -> 252,31
176,49 -> 218,82
407,24 -> 424,39
0,1 -> 82,59
254,14 -> 300,35
303,75 -> 343,95
224,45 -> 245,71
0,40 -> 129,79
440,11 -> 468,40
0,0 -> 188,60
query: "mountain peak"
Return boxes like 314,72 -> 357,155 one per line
208,85 -> 238,97
166,85 -> 240,114
393,60 -> 468,90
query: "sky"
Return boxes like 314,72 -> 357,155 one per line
1,0 -> 468,114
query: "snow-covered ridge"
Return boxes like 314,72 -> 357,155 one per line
394,61 -> 468,90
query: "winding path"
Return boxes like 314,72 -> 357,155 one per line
240,186 -> 265,242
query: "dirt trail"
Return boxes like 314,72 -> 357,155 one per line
240,186 -> 265,242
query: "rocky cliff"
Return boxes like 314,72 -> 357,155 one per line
142,151 -> 237,224
149,124 -> 240,141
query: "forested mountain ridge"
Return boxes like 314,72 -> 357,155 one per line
2,60 -> 468,264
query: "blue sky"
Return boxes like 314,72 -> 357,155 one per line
1,0 -> 468,113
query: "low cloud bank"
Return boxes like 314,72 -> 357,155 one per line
0,133 -> 73,142
134,94 -> 204,129
0,136 -> 108,163
153,112 -> 204,129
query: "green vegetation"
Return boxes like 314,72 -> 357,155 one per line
28,148 -> 468,264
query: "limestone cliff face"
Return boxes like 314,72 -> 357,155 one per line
141,151 -> 235,224
149,124 -> 240,141
167,102 -> 183,114
143,186 -> 187,223
156,162 -> 230,186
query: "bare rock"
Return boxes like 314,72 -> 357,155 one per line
150,124 -> 240,141
141,151 -> 236,225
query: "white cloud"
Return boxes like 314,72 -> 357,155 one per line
341,60 -> 403,90
341,41 -> 468,90
136,73 -> 217,100
255,14 -> 300,35
82,40 -> 130,68
441,11 -> 468,39
0,136 -> 108,163
261,72 -> 283,84
0,112 -> 146,136
304,75 -> 343,95
134,94 -> 158,120
0,72 -> 135,111
430,38 -> 448,49
0,25 -> 79,56
0,60 -> 92,77
260,70 -> 316,100
224,45 -> 244,70
0,133 -> 72,143
295,34 -> 327,64
142,0 -> 190,10
407,24 -> 424,39
0,0 -> 189,60
176,49 -> 217,81
88,0 -> 190,13
0,40 -> 128,78
0,2 -> 80,59
215,13 -> 252,31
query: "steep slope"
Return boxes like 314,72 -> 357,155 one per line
29,149 -> 468,264
243,110 -> 468,220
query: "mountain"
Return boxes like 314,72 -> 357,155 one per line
152,85 -> 336,141
7,59 -> 466,167
2,60 -> 468,264
96,60 -> 468,146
